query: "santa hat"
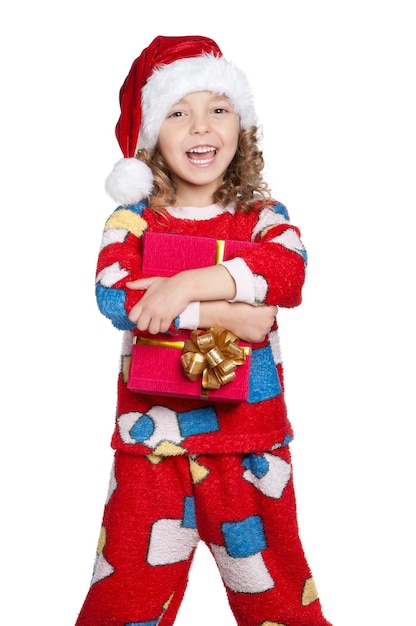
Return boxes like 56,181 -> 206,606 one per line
105,35 -> 257,206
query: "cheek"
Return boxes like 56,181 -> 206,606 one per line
226,123 -> 240,153
157,139 -> 177,170
157,124 -> 177,156
156,134 -> 169,159
225,132 -> 239,159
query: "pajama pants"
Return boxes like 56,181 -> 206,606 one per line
75,447 -> 332,626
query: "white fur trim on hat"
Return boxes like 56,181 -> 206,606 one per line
138,54 -> 257,151
105,158 -> 154,206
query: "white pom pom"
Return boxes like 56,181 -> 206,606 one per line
104,158 -> 154,205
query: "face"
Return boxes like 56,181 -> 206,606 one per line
157,91 -> 240,206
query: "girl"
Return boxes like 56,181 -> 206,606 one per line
76,35 -> 332,626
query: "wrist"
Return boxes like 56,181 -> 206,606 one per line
180,265 -> 236,302
199,300 -> 230,329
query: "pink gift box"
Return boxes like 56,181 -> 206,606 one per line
127,232 -> 257,402
128,330 -> 251,403
141,231 -> 257,276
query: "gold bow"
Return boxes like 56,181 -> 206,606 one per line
181,325 -> 247,390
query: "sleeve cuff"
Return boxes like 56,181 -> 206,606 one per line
177,301 -> 200,329
220,258 -> 256,304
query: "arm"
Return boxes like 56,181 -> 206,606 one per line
126,272 -> 276,341
229,202 -> 307,309
121,201 -> 306,334
126,264 -> 237,334
199,301 -> 277,343
95,202 -> 150,330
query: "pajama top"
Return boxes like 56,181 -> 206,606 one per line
95,199 -> 307,456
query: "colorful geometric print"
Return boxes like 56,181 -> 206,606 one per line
117,405 -> 220,452
75,449 -> 332,626
247,344 -> 282,403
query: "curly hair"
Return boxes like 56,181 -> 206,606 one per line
135,126 -> 272,214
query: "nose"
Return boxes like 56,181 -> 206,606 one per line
190,112 -> 211,135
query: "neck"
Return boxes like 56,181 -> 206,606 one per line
173,180 -> 219,208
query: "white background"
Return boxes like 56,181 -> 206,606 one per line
1,1 -> 415,624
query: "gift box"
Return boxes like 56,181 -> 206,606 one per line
141,230 -> 257,276
128,232 -> 257,402
128,327 -> 252,403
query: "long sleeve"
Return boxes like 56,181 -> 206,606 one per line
229,202 -> 307,308
95,201 -> 200,332
95,201 -> 149,330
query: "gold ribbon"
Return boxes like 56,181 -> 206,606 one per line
181,325 -> 248,390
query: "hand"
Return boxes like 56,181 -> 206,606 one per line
126,275 -> 191,334
199,301 -> 277,343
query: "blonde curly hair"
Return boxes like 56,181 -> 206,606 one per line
135,126 -> 272,214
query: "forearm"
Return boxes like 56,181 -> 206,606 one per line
198,300 -> 232,329
95,204 -> 149,328
126,264 -> 236,334
199,300 -> 277,344
175,264 -> 237,302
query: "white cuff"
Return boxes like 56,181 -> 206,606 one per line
220,258 -> 256,304
178,301 -> 200,329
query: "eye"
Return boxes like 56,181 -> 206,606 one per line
210,98 -> 235,115
167,110 -> 185,119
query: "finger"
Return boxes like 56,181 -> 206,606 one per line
126,277 -> 154,290
128,302 -> 143,323
136,313 -> 152,332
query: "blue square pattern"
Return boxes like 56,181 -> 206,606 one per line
248,345 -> 281,403
222,515 -> 267,558
182,496 -> 197,529
242,453 -> 270,479
178,407 -> 219,437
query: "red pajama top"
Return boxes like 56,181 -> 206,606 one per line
95,200 -> 307,456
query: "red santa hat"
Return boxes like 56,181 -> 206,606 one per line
105,35 -> 257,206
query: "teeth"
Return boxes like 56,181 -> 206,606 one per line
188,147 -> 216,154
188,157 -> 213,164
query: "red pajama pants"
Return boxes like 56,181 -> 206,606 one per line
75,447 -> 332,626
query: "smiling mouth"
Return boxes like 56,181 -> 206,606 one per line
186,146 -> 217,164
